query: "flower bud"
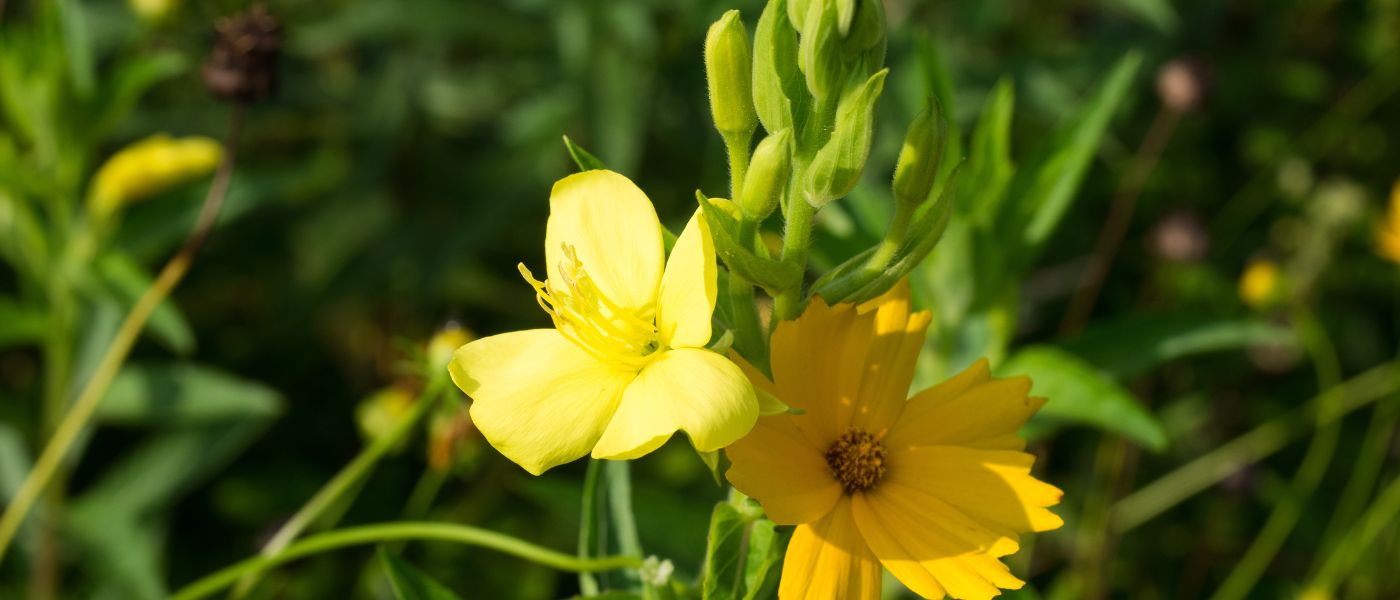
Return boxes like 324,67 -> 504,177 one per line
705,10 -> 758,138
426,322 -> 474,373
203,5 -> 282,104
891,97 -> 945,211
1239,259 -> 1285,310
843,0 -> 885,50
798,0 -> 842,103
752,0 -> 806,135
89,134 -> 223,218
805,69 -> 887,207
786,0 -> 813,32
129,0 -> 177,22
835,0 -> 856,36
355,384 -> 417,448
738,129 -> 792,220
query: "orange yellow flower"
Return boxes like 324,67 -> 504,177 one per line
725,283 -> 1062,599
1378,180 -> 1400,265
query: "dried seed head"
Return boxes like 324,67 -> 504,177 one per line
202,5 -> 283,104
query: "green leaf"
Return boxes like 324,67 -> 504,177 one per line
0,423 -> 31,503
0,297 -> 46,349
701,501 -> 748,600
563,135 -> 607,171
998,53 -> 1141,265
378,547 -> 465,600
0,189 -> 49,280
1062,313 -> 1295,380
740,517 -> 788,600
66,510 -> 165,600
1001,345 -> 1168,451
93,252 -> 196,355
1104,0 -> 1179,33
96,362 -> 282,426
91,51 -> 189,140
698,194 -> 801,293
961,79 -> 1014,222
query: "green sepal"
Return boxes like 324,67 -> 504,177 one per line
804,69 -> 888,208
562,135 -> 606,171
697,191 -> 802,293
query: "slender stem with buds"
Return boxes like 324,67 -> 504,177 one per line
0,106 -> 246,564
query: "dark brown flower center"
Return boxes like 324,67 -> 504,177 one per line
825,429 -> 886,494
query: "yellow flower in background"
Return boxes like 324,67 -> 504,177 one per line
89,134 -> 222,217
128,0 -> 177,22
449,170 -> 757,475
725,283 -> 1062,600
426,323 -> 474,371
1377,180 -> 1400,265
1239,259 -> 1283,310
355,385 -> 416,445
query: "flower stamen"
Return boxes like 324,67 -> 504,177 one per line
519,245 -> 659,370
825,429 -> 887,494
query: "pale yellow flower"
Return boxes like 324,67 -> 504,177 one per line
1239,259 -> 1283,310
89,134 -> 222,216
449,170 -> 757,475
725,283 -> 1062,599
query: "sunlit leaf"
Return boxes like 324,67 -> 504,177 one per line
1002,345 -> 1167,451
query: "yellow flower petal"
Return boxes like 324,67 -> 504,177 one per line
656,210 -> 717,349
451,329 -> 632,475
779,497 -> 883,600
887,364 -> 1041,452
851,280 -> 931,435
591,348 -> 756,459
886,445 -> 1064,536
545,170 -> 664,312
852,489 -> 1023,600
769,299 -> 869,446
725,415 -> 842,525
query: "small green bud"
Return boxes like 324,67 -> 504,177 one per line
835,0 -> 856,36
891,97 -> 946,211
805,69 -> 887,208
705,10 -> 758,138
844,0 -> 885,50
786,0 -> 812,32
738,129 -> 792,220
798,0 -> 842,103
753,0 -> 806,134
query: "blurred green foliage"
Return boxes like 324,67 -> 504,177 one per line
1,0 -> 1399,598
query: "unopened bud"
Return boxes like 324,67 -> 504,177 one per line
835,0 -> 856,36
752,0 -> 803,134
203,5 -> 282,103
891,97 -> 945,211
843,0 -> 885,51
806,69 -> 887,207
787,0 -> 813,32
89,134 -> 222,217
426,322 -> 474,372
705,10 -> 758,138
798,0 -> 842,103
355,385 -> 417,448
738,129 -> 792,220
129,0 -> 177,22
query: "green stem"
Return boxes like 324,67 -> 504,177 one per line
864,201 -> 913,273
1111,361 -> 1400,532
171,522 -> 643,600
0,106 -> 244,564
724,133 -> 751,200
772,186 -> 814,323
578,459 -> 604,596
1309,473 -> 1400,593
231,376 -> 447,597
1210,307 -> 1341,600
1316,391 -> 1398,555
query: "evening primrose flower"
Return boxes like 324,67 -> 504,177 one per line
725,283 -> 1062,599
1377,181 -> 1400,265
89,134 -> 222,218
449,170 -> 758,475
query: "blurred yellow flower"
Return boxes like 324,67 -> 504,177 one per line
355,385 -> 416,445
128,0 -> 176,22
1377,181 -> 1400,265
725,282 -> 1063,600
425,323 -> 473,371
89,134 -> 222,217
1239,259 -> 1283,310
449,170 -> 757,475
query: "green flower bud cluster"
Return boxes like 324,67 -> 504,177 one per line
699,0 -> 959,325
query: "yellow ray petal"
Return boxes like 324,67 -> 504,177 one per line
851,280 -> 931,436
451,330 -> 633,475
769,298 -> 866,446
591,348 -> 756,459
887,371 -> 1041,452
545,170 -> 664,312
852,490 -> 1023,600
886,445 -> 1064,535
779,497 -> 883,600
656,210 -> 717,349
725,415 -> 842,526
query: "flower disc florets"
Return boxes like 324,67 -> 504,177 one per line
825,429 -> 886,494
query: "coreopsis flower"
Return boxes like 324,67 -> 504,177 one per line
1238,259 -> 1284,310
725,283 -> 1062,599
89,134 -> 222,217
449,170 -> 758,475
1378,181 -> 1400,265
